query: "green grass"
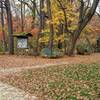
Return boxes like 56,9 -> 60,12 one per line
1,63 -> 100,100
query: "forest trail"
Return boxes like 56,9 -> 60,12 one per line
0,81 -> 37,100
0,53 -> 100,69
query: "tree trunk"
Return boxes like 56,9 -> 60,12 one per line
67,34 -> 77,56
31,1 -> 36,24
1,2 -> 7,52
5,0 -> 14,54
21,0 -> 24,32
46,0 -> 54,55
34,0 -> 45,56
56,0 -> 68,54
40,0 -> 45,30
68,0 -> 99,56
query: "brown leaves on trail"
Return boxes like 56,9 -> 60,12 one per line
0,53 -> 100,68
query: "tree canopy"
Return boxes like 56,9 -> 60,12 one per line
0,0 -> 99,56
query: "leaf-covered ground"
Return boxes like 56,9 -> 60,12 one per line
0,63 -> 100,100
0,53 -> 100,68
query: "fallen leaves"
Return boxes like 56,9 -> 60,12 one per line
0,63 -> 100,99
0,53 -> 100,68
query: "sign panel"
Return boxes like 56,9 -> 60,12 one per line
17,38 -> 28,49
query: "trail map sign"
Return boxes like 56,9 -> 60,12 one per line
17,38 -> 28,49
14,33 -> 32,49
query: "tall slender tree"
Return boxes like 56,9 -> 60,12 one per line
21,0 -> 24,32
1,2 -> 7,52
5,0 -> 14,54
46,0 -> 54,55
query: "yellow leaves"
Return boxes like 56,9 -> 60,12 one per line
53,34 -> 65,42
39,34 -> 65,43
39,36 -> 49,43
57,11 -> 64,16
46,20 -> 51,24
68,25 -> 77,31
52,18 -> 60,25
82,26 -> 93,35
46,17 -> 61,25
41,8 -> 47,12
57,35 -> 64,41
40,0 -> 79,35
41,29 -> 50,33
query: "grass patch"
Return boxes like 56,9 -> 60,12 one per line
1,63 -> 100,100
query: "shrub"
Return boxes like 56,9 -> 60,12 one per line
41,48 -> 64,58
76,42 -> 92,55
0,42 -> 3,52
96,47 -> 100,53
96,36 -> 100,53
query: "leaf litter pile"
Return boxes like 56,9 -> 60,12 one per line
0,63 -> 100,100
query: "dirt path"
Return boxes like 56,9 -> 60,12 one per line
0,53 -> 100,69
0,62 -> 69,75
0,81 -> 37,100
